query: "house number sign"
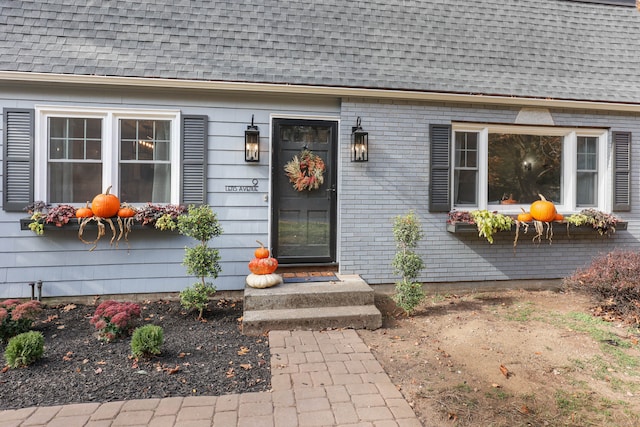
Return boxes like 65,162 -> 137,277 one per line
225,179 -> 259,192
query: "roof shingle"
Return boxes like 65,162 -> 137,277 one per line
2,0 -> 640,103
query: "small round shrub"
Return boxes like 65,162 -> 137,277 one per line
562,249 -> 640,325
4,331 -> 44,368
131,324 -> 164,358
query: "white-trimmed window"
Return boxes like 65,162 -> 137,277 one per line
34,106 -> 181,205
452,123 -> 609,213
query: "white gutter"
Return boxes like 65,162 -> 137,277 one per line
3,71 -> 640,113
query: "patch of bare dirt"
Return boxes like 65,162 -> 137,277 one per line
359,289 -> 640,427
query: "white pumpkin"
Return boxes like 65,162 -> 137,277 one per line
246,273 -> 283,289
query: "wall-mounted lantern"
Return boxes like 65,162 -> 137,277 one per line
351,116 -> 368,162
245,115 -> 260,162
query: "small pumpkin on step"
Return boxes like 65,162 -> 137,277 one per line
246,241 -> 282,288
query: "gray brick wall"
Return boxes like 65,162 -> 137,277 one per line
339,99 -> 640,286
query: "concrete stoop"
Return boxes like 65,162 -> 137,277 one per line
242,274 -> 382,336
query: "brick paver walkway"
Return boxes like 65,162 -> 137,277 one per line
0,330 -> 422,426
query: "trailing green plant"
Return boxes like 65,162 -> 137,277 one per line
562,249 -> 640,325
4,331 -> 44,368
566,209 -> 619,236
89,300 -> 141,342
470,210 -> 513,244
177,205 -> 223,319
391,211 -> 425,314
0,299 -> 42,344
131,324 -> 164,358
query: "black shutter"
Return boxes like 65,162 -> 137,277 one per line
612,131 -> 631,212
3,109 -> 34,212
429,124 -> 451,212
181,115 -> 208,206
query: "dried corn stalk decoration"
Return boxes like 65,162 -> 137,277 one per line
78,216 -> 132,251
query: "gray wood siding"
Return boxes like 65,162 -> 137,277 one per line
0,84 -> 339,298
339,99 -> 640,286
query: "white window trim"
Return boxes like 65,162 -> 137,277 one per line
34,105 -> 181,204
451,123 -> 609,213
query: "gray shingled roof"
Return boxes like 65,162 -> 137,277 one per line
2,0 -> 640,103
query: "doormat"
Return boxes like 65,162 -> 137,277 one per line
282,272 -> 339,283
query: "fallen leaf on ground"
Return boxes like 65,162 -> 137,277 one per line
94,368 -> 102,374
62,304 -> 77,312
240,363 -> 252,370
237,346 -> 250,356
1,366 -> 9,374
41,314 -> 59,324
518,404 -> 531,414
226,368 -> 235,378
500,364 -> 511,378
166,365 -> 180,375
62,352 -> 73,361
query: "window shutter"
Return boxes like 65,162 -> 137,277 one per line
181,115 -> 208,206
612,131 -> 631,212
3,109 -> 34,212
429,124 -> 451,212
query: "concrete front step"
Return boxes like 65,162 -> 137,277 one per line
242,274 -> 382,336
242,305 -> 382,336
244,276 -> 374,310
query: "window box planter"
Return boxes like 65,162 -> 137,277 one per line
446,221 -> 627,234
19,218 -> 177,232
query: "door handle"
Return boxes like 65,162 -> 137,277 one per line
326,186 -> 336,199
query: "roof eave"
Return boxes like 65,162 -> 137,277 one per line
2,71 -> 640,113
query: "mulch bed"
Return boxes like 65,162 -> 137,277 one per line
0,298 -> 270,410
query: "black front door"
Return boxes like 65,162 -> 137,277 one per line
272,119 -> 337,264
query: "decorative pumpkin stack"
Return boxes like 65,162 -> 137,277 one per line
518,194 -> 563,222
246,241 -> 282,288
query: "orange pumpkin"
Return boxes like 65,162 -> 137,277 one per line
530,194 -> 556,222
554,213 -> 564,222
117,205 -> 136,218
91,186 -> 121,218
517,208 -> 533,222
254,240 -> 270,259
76,202 -> 94,218
248,257 -> 278,275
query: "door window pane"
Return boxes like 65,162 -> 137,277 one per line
488,134 -> 562,205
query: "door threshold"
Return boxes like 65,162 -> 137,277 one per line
275,264 -> 338,274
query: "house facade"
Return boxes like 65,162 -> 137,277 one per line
1,0 -> 640,298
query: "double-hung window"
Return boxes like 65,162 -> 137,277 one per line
452,124 -> 608,212
35,106 -> 181,205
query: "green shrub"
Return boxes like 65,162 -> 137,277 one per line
393,280 -> 425,314
0,299 -> 42,343
178,205 -> 223,319
131,324 -> 164,358
180,282 -> 217,320
562,249 -> 640,325
391,211 -> 425,314
4,331 -> 44,368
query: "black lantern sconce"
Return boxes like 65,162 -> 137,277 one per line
245,115 -> 260,162
351,117 -> 368,162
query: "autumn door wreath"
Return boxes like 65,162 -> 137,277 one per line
284,149 -> 326,191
